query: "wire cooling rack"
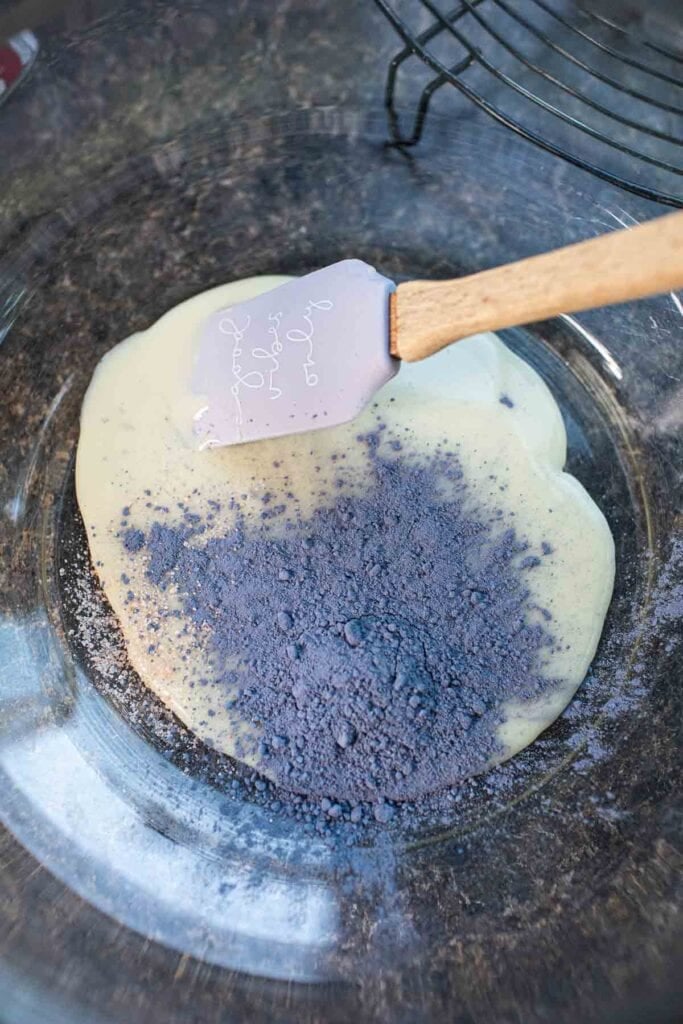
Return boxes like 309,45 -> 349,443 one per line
373,0 -> 683,206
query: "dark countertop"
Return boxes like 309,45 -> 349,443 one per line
1,0 -> 399,234
2,0 -> 681,237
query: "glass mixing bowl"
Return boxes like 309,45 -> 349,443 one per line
1,105 -> 681,1023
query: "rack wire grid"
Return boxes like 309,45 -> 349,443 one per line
374,0 -> 683,206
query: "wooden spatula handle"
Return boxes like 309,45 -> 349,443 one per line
391,209 -> 683,362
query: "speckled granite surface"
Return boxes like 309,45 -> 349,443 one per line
2,0 -> 681,236
0,0 -> 399,234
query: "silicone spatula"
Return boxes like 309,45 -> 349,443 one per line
193,209 -> 683,448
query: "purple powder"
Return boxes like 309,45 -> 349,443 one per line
127,434 -> 560,805
122,527 -> 145,553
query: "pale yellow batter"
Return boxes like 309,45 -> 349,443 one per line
76,276 -> 614,775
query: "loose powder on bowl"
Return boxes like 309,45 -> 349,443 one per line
129,437 -> 561,803
76,275 -> 615,812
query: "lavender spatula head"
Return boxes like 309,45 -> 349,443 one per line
193,259 -> 397,448
193,210 -> 683,447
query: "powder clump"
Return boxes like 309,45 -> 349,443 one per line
129,434 -> 559,804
